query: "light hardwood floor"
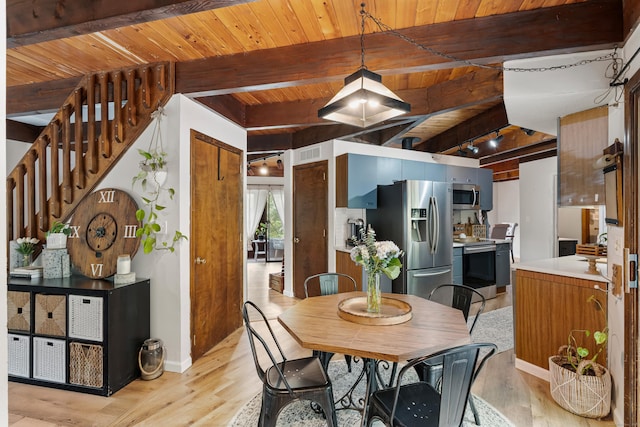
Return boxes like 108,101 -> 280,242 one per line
9,261 -> 615,426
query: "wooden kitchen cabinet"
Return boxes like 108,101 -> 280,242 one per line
7,276 -> 150,396
336,250 -> 363,290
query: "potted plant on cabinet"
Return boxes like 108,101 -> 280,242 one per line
46,220 -> 71,249
549,295 -> 611,418
255,222 -> 267,241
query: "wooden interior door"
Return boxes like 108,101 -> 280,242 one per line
293,161 -> 328,299
190,130 -> 243,362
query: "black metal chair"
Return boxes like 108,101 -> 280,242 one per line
412,284 -> 487,424
304,272 -> 357,372
365,343 -> 497,427
242,301 -> 338,427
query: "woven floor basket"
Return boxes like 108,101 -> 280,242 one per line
549,356 -> 611,419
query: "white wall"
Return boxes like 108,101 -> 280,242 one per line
488,179 -> 520,260
519,157 -> 558,261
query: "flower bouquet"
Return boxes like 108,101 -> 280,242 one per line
350,226 -> 403,313
15,237 -> 39,266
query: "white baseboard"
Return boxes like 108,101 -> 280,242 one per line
515,358 -> 549,381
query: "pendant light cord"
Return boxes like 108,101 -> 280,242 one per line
360,3 -> 366,70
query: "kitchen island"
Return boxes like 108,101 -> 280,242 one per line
513,256 -> 609,380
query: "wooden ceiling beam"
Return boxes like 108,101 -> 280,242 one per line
175,0 -> 621,96
416,103 -> 509,153
480,139 -> 557,165
242,68 -> 503,129
7,0 -> 257,48
7,1 -> 622,116
195,95 -> 247,127
6,120 -> 44,142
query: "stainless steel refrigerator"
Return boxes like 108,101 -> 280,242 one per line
367,180 -> 453,299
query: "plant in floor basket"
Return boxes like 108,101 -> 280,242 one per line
350,226 -> 403,313
549,295 -> 611,418
132,106 -> 187,254
15,237 -> 39,266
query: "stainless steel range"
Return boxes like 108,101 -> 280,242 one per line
462,240 -> 497,300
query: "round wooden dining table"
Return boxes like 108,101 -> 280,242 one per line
278,291 -> 471,425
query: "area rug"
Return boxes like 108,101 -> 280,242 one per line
229,360 -> 515,426
469,306 -> 514,354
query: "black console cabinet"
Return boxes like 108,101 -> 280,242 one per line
7,276 -> 150,396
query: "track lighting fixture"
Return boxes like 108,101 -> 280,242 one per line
259,160 -> 268,175
247,163 -> 255,176
467,142 -> 479,154
318,3 -> 410,127
488,132 -> 504,148
521,127 -> 536,136
457,145 -> 467,157
276,158 -> 283,170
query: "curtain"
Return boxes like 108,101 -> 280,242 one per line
271,188 -> 285,230
246,188 -> 268,250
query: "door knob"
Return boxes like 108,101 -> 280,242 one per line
195,257 -> 207,264
293,237 -> 300,243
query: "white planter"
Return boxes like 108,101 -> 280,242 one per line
46,233 -> 68,249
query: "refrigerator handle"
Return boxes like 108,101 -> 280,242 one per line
413,268 -> 452,277
428,197 -> 435,253
433,196 -> 440,254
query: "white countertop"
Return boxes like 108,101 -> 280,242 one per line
514,255 -> 610,283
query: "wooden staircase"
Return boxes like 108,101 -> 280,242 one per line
6,62 -> 175,246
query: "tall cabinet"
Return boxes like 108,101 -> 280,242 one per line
7,276 -> 150,396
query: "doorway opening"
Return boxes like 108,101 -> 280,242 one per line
247,185 -> 285,263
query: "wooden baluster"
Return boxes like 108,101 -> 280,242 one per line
113,71 -> 124,143
61,104 -> 73,204
100,73 -> 111,158
127,69 -> 137,126
7,178 -> 15,241
38,137 -> 49,232
142,67 -> 151,108
15,164 -> 25,237
87,74 -> 97,173
49,124 -> 61,218
74,88 -> 85,189
26,150 -> 37,238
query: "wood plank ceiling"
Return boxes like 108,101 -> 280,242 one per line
5,0 -> 628,181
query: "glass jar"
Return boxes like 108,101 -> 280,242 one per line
138,338 -> 165,380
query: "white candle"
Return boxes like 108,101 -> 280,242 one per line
117,254 -> 131,275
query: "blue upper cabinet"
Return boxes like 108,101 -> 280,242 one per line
446,165 -> 477,184
477,168 -> 493,211
377,157 -> 402,186
401,160 -> 446,181
336,154 -> 378,208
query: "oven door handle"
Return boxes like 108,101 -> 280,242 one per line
464,245 -> 496,254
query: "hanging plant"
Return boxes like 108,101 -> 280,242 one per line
132,106 -> 188,254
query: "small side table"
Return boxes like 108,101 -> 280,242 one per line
252,239 -> 267,261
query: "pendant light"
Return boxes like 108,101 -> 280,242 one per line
318,4 -> 410,128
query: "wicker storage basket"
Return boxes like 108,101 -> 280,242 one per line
69,342 -> 104,388
35,294 -> 66,336
549,355 -> 611,418
7,291 -> 31,331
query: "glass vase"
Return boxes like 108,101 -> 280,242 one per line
367,272 -> 382,313
20,253 -> 32,267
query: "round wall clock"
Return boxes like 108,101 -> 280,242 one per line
67,188 -> 141,279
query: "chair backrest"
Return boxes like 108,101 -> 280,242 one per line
393,342 -> 497,426
428,284 -> 486,334
303,272 -> 357,298
490,223 -> 509,239
241,301 -> 294,393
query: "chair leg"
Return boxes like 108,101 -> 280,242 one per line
469,394 -> 481,425
345,355 -> 353,372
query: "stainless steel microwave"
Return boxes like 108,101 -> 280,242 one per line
452,184 -> 480,209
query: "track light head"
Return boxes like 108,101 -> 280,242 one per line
467,142 -> 479,154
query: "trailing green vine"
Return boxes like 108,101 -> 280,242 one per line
132,107 -> 188,254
